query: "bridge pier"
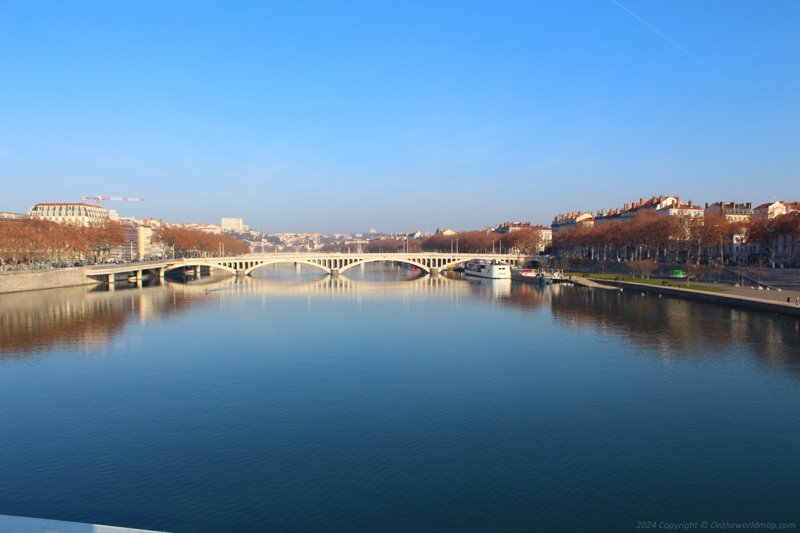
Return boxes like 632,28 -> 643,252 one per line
331,268 -> 340,277
430,267 -> 440,276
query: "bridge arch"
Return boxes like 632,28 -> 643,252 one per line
244,259 -> 331,276
438,256 -> 524,271
164,262 -> 238,275
440,257 -> 482,270
338,257 -> 431,275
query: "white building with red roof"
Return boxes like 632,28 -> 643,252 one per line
753,201 -> 799,219
551,212 -> 594,233
703,202 -> 754,223
594,196 -> 703,225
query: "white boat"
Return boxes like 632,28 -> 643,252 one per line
464,259 -> 511,279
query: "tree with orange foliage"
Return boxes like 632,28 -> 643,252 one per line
700,214 -> 735,265
420,233 -> 454,252
499,228 -> 544,255
772,212 -> 800,267
453,231 -> 495,253
157,226 -> 249,258
364,238 -> 421,253
747,212 -> 800,267
85,221 -> 125,262
0,219 -> 127,267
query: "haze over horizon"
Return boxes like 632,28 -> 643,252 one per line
1,0 -> 798,233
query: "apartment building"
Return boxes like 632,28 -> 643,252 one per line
29,202 -> 109,226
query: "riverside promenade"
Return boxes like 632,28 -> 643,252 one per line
588,277 -> 800,317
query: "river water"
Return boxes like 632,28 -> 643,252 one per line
1,265 -> 799,531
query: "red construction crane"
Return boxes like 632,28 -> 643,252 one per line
80,195 -> 145,207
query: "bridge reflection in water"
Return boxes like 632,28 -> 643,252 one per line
1,276 -> 799,379
177,272 -> 517,301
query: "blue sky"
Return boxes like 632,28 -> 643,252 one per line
1,0 -> 798,233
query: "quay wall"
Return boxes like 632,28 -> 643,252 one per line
0,268 -> 100,294
594,279 -> 800,317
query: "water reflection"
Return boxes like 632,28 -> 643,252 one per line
2,278 -> 799,378
461,277 -> 512,299
251,261 -> 426,283
0,283 -> 211,356
503,284 -> 800,376
0,276 -> 467,357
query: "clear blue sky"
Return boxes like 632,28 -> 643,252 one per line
1,0 -> 798,233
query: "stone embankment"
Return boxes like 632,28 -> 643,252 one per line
589,278 -> 800,317
566,276 -> 620,290
0,268 -> 100,294
725,267 -> 800,291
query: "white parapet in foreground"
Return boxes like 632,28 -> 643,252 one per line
0,514 -> 167,533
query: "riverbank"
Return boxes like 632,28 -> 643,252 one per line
0,268 -> 100,294
564,275 -> 619,290
588,277 -> 800,317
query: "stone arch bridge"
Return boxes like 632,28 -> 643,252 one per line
86,252 -> 544,285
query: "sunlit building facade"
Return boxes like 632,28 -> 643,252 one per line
29,202 -> 109,226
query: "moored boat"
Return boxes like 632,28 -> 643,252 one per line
512,268 -> 553,285
464,260 -> 511,279
513,268 -> 538,280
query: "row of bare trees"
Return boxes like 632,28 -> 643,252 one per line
0,219 -> 125,267
156,226 -> 250,257
0,220 -> 253,268
747,212 -> 800,267
553,211 -> 800,268
555,212 -> 702,264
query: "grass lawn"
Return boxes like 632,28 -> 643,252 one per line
566,272 -> 729,293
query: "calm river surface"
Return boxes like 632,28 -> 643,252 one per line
1,266 -> 799,532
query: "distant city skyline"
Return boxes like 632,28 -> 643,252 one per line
1,1 -> 798,232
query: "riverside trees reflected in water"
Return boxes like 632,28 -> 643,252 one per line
0,283 -> 210,356
3,274 -> 799,377
504,283 -> 800,376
